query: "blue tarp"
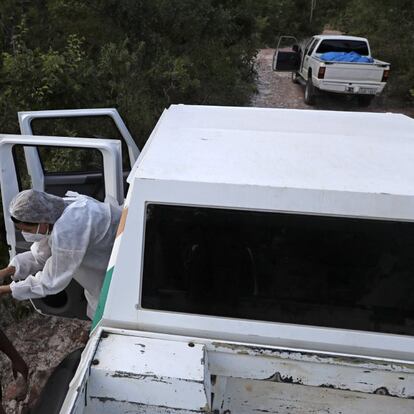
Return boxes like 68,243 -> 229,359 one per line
320,51 -> 374,63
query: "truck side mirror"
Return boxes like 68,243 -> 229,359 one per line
292,44 -> 299,53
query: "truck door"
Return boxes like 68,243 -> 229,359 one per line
18,108 -> 140,199
0,134 -> 124,319
272,36 -> 300,72
301,38 -> 319,78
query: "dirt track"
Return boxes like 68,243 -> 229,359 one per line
251,49 -> 308,109
250,49 -> 414,117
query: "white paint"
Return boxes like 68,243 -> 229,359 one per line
135,105 -> 413,198
208,345 -> 414,397
86,333 -> 210,412
220,378 -> 414,413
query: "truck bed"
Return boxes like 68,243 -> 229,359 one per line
314,55 -> 389,83
63,328 -> 414,413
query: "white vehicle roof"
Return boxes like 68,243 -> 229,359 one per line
133,105 -> 413,193
314,35 -> 368,42
130,105 -> 414,220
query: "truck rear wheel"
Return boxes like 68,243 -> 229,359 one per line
304,77 -> 316,105
357,95 -> 374,107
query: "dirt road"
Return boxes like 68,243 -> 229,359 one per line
251,49 -> 414,117
251,49 -> 308,109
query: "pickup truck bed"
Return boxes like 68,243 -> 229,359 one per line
313,55 -> 389,95
63,328 -> 414,414
315,55 -> 388,80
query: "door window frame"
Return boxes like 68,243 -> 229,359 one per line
18,108 -> 139,192
0,134 -> 123,258
272,36 -> 299,72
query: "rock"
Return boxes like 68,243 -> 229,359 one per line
4,377 -> 28,402
7,399 -> 16,412
71,326 -> 90,344
25,369 -> 53,409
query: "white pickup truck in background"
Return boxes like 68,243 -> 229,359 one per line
2,106 -> 414,413
273,35 -> 390,106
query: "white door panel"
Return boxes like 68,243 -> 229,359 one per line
0,134 -> 123,256
18,108 -> 139,192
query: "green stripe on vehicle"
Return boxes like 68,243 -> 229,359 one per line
92,266 -> 114,330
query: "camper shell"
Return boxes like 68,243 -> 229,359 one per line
97,105 -> 414,353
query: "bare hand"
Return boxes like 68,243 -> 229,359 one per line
0,266 -> 15,280
0,285 -> 12,295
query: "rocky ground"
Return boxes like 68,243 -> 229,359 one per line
1,48 -> 413,414
0,309 -> 89,413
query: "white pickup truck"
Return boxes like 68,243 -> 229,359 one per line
1,105 -> 414,413
273,35 -> 390,106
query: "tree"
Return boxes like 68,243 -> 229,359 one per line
0,0 -> 261,266
333,0 -> 414,99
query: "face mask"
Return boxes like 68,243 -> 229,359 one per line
22,224 -> 49,243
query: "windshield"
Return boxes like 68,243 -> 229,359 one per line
316,39 -> 369,55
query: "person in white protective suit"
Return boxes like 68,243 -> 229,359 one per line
0,190 -> 121,319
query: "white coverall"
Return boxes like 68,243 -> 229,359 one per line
9,195 -> 121,319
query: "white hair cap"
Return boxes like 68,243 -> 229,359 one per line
9,190 -> 67,224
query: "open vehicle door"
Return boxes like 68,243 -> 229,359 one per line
272,35 -> 301,72
18,108 -> 140,198
0,134 -> 123,319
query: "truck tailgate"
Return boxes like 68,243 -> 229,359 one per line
324,62 -> 385,83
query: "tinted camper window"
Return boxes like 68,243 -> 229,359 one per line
142,204 -> 414,336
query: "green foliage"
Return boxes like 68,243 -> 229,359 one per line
0,0 -> 261,269
0,31 -> 95,132
252,0 -> 350,46
333,0 -> 414,100
0,0 -> 260,143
